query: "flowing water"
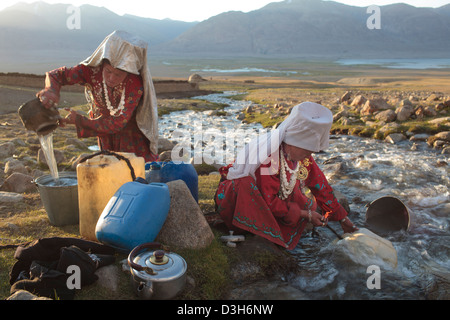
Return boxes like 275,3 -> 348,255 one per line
38,132 -> 59,181
159,91 -> 450,299
38,133 -> 79,187
291,135 -> 450,299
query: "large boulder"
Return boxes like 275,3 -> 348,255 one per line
156,180 -> 215,249
350,95 -> 367,108
375,109 -> 396,123
4,159 -> 28,176
340,91 -> 351,103
395,104 -> 415,121
0,172 -> 35,193
360,99 -> 391,115
158,138 -> 177,153
188,73 -> 205,84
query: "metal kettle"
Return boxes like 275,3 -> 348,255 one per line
127,242 -> 187,300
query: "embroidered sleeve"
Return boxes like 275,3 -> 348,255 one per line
306,157 -> 348,221
45,65 -> 92,92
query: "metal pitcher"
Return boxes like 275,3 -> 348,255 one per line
18,97 -> 60,136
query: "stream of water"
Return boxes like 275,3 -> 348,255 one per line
38,133 -> 78,187
38,132 -> 59,181
159,91 -> 450,299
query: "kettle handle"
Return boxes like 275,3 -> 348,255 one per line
128,242 -> 164,272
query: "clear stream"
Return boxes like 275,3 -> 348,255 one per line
160,92 -> 449,299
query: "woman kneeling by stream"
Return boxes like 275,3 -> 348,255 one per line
215,102 -> 358,250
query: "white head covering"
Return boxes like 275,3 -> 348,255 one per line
81,30 -> 158,155
227,101 -> 333,180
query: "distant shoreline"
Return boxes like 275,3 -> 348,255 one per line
1,56 -> 450,78
336,58 -> 450,70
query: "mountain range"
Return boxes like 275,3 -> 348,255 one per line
0,0 -> 449,73
0,1 -> 196,52
154,0 -> 450,58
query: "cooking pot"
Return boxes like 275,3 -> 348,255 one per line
127,242 -> 187,300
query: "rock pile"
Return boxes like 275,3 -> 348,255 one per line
243,91 -> 450,154
338,91 -> 450,153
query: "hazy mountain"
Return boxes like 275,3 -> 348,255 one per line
153,0 -> 450,58
1,0 -> 449,74
0,1 -> 197,71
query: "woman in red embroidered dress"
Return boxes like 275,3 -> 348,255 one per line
215,102 -> 358,250
36,31 -> 159,162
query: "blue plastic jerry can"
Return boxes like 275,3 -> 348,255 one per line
145,161 -> 199,202
95,177 -> 171,252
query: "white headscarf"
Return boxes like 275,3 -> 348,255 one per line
81,30 -> 158,155
227,101 -> 333,180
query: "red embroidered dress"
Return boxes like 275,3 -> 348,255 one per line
46,64 -> 157,162
215,150 -> 347,250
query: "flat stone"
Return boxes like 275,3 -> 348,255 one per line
0,191 -> 24,202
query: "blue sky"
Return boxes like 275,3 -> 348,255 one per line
0,0 -> 448,22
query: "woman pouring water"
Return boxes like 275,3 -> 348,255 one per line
215,102 -> 358,250
36,30 -> 159,162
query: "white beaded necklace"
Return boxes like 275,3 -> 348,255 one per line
103,78 -> 125,117
278,147 -> 300,200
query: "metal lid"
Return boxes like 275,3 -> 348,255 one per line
131,250 -> 187,281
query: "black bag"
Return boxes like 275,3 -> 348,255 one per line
9,237 -> 115,300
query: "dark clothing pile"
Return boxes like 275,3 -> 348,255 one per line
8,237 -> 115,300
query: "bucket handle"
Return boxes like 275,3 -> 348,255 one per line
79,150 -> 136,181
128,242 -> 170,274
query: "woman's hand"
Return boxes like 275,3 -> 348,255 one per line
309,210 -> 328,227
285,203 -> 329,227
339,217 -> 359,233
59,108 -> 78,126
36,88 -> 60,109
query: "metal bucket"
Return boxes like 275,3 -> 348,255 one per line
18,98 -> 60,136
34,172 -> 79,226
365,196 -> 411,234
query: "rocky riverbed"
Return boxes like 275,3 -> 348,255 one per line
242,89 -> 450,154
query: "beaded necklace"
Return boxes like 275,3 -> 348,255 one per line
103,78 -> 125,117
278,146 -> 311,200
